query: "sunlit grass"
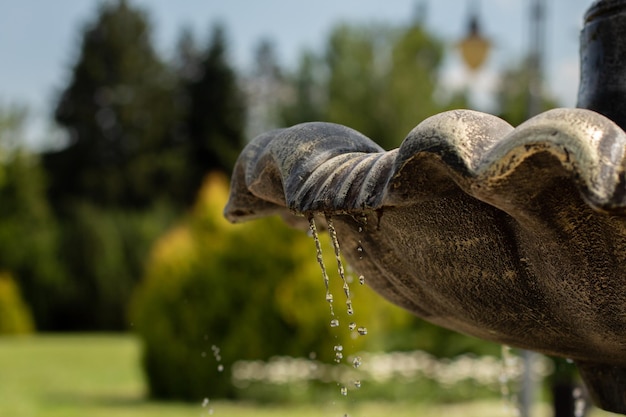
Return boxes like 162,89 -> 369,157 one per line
0,334 -> 618,416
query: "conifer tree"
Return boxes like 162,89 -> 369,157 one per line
175,24 -> 246,196
46,0 -> 182,210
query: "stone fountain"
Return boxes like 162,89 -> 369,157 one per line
224,1 -> 626,414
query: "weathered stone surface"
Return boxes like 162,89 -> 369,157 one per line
225,108 -> 626,414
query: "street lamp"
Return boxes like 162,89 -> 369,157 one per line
457,2 -> 491,71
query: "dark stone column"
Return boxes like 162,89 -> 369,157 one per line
578,0 -> 626,130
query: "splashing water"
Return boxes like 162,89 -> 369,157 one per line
326,214 -> 354,316
307,212 -> 369,402
308,215 -> 335,318
211,345 -> 224,373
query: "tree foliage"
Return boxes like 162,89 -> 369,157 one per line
46,0 -> 183,210
37,1 -> 247,330
174,25 -> 246,202
0,105 -> 67,330
0,272 -> 34,334
495,56 -> 559,126
279,20 -> 468,150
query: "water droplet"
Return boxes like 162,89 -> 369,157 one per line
202,398 -> 209,407
326,214 -> 354,317
334,344 -> 343,352
357,327 -> 368,335
358,226 -> 363,233
309,216 -> 335,317
354,380 -> 361,388
358,275 -> 365,285
348,322 -> 356,330
352,356 -> 362,368
201,351 -> 206,358
335,352 -> 343,361
217,364 -> 224,372
347,305 -> 354,315
340,386 -> 348,396
330,319 -> 340,327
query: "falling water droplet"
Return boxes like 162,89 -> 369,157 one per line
334,344 -> 343,352
202,398 -> 209,407
358,275 -> 365,285
340,386 -> 348,396
356,245 -> 364,260
357,327 -> 368,335
309,215 -> 335,318
330,319 -> 340,327
354,380 -> 361,388
326,214 -> 355,317
352,356 -> 362,368
348,322 -> 356,331
217,364 -> 224,372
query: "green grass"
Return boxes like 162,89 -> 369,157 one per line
0,334 -> 619,417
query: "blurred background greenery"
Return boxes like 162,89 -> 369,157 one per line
0,0 -> 600,416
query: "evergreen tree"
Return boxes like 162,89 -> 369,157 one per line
245,39 -> 285,139
175,24 -> 246,197
46,0 -> 183,210
279,50 -> 326,127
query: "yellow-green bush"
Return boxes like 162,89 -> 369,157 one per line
0,272 -> 35,334
130,173 -> 415,400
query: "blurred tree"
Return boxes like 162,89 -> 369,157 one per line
328,21 -> 469,149
244,39 -> 285,139
45,0 -> 184,210
40,1 -> 191,329
278,19 -> 467,150
279,50 -> 326,127
0,272 -> 35,334
175,24 -> 246,199
495,56 -> 559,127
0,105 -> 67,330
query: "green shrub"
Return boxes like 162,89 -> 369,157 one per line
0,272 -> 35,334
130,173 -> 415,401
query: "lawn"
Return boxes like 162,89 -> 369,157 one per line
0,334 -> 618,417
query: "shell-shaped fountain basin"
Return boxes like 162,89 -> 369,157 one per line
224,108 -> 626,414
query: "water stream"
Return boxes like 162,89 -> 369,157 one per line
307,213 -> 369,400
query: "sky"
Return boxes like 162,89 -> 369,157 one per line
0,0 -> 594,148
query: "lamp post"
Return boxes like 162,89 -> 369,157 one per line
458,0 -> 491,71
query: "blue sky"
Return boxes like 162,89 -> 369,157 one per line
0,0 -> 593,147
